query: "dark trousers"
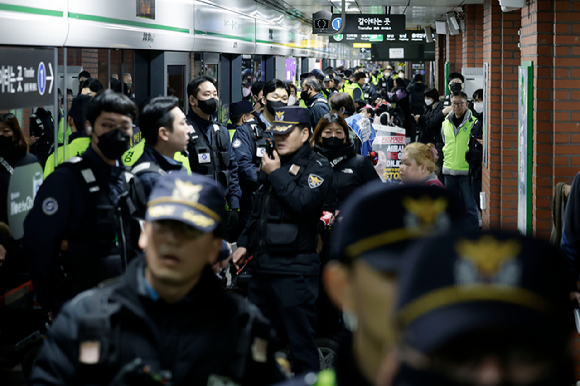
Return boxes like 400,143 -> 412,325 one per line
248,273 -> 320,374
444,174 -> 479,228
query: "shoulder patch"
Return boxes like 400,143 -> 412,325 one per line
42,197 -> 58,216
232,139 -> 242,148
308,174 -> 324,189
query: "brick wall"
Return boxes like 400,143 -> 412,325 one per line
81,49 -> 99,80
446,31 -> 463,73
463,4 -> 484,68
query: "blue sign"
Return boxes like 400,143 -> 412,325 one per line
420,70 -> 425,75
332,18 -> 342,31
38,62 -> 46,95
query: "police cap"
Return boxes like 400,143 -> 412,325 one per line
267,106 -> 310,135
230,100 -> 254,117
331,183 -> 465,272
396,229 -> 571,354
146,172 -> 227,237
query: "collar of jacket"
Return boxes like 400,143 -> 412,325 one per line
143,145 -> 184,172
187,108 -> 213,134
447,109 -> 473,128
306,92 -> 326,107
280,142 -> 312,166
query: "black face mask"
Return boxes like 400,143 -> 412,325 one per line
322,136 -> 344,150
450,82 -> 462,93
197,98 -> 218,115
300,89 -> 311,102
0,135 -> 14,149
97,129 -> 130,160
266,100 -> 287,116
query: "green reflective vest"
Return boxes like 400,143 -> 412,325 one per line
121,139 -> 191,172
44,137 -> 92,178
57,117 -> 72,145
346,83 -> 363,101
442,114 -> 476,173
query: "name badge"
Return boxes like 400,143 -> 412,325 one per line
256,147 -> 266,158
198,153 -> 211,164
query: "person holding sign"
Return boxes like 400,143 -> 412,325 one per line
0,113 -> 39,225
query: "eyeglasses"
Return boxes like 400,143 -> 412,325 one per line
451,102 -> 466,107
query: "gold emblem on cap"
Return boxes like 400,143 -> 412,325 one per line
148,205 -> 176,218
182,210 -> 215,228
275,111 -> 285,121
173,180 -> 203,203
456,236 -> 521,276
402,196 -> 448,227
272,124 -> 293,132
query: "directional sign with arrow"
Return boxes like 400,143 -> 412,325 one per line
0,47 -> 55,110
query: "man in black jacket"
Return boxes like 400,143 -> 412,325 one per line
23,90 -> 146,315
132,96 -> 189,198
301,76 -> 331,130
233,106 -> 332,374
29,173 -> 285,386
407,74 -> 429,117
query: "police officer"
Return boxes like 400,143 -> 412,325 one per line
346,73 -> 366,104
233,106 -> 332,374
29,173 -> 286,386
23,90 -> 146,315
394,229 -> 573,386
274,184 -> 465,386
185,76 -> 242,241
230,100 -> 268,232
132,96 -> 189,198
44,94 -> 93,178
442,72 -> 466,108
227,100 -> 255,141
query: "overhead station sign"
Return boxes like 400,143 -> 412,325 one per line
0,48 -> 55,110
331,29 -> 433,44
331,14 -> 406,35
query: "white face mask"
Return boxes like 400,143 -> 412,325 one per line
425,99 -> 434,106
384,72 -> 391,77
474,101 -> 484,114
288,95 -> 296,106
242,87 -> 251,97
364,78 -> 370,84
398,73 -> 405,79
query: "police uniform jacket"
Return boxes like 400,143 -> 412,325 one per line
305,92 -> 331,131
186,109 -> 242,209
0,145 -> 38,224
132,145 -> 185,198
23,146 -> 146,313
314,144 -> 380,213
238,143 -> 332,276
29,256 -> 285,386
231,118 -> 271,225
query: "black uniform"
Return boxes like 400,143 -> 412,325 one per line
23,146 -> 145,314
238,142 -> 332,374
185,110 -> 241,211
132,144 -> 185,198
231,117 -> 270,229
305,93 -> 330,131
29,257 -> 285,386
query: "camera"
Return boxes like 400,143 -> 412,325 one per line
312,11 -> 332,34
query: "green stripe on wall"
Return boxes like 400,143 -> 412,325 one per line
194,30 -> 253,42
0,3 -> 63,17
69,12 -> 190,34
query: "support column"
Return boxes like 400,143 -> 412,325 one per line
435,34 -> 447,92
230,54 -> 242,103
446,32 -> 463,73
463,4 -> 484,68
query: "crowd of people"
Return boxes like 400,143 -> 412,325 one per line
0,64 -> 578,386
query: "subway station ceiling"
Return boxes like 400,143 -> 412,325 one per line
283,0 -> 484,28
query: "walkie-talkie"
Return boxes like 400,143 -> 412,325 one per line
265,137 -> 275,159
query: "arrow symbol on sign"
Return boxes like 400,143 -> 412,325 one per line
46,62 -> 54,94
